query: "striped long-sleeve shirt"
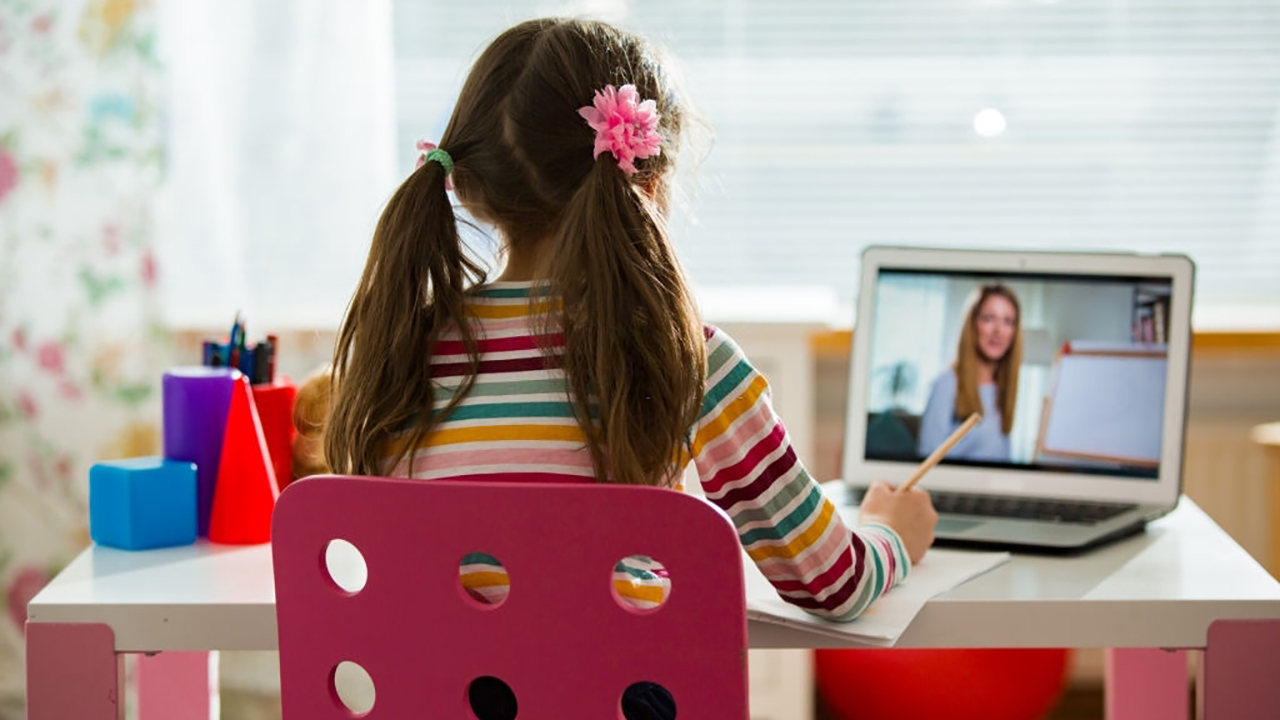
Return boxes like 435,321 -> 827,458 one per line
385,281 -> 910,620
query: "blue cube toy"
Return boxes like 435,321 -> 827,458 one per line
89,457 -> 198,550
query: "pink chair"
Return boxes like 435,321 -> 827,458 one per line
272,474 -> 748,719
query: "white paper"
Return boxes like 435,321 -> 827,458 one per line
1042,354 -> 1167,463
745,548 -> 1010,646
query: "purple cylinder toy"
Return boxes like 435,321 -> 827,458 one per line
163,367 -> 239,537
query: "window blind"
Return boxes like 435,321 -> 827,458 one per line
158,0 -> 1280,328
394,0 -> 1280,327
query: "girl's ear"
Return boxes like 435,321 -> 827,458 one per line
640,174 -> 661,198
641,173 -> 671,213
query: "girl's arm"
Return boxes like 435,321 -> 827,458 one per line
690,327 -> 911,622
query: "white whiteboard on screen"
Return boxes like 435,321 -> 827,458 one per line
1040,353 -> 1167,465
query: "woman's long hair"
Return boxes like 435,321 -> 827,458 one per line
325,19 -> 704,486
953,284 -> 1022,434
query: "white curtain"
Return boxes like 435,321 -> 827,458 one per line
156,0 -> 398,329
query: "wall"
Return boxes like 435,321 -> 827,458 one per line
1042,283 -> 1134,348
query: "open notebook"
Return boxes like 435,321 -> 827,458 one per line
745,548 -> 1010,646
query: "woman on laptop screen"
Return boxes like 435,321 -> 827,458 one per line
918,284 -> 1023,462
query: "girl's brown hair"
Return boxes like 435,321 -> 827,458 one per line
953,284 -> 1023,434
325,19 -> 705,486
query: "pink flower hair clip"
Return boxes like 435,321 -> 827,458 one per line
414,139 -> 454,190
577,84 -> 662,177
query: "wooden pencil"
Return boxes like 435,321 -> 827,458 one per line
898,412 -> 983,493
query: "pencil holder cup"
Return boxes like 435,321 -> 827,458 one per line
162,367 -> 239,537
89,457 -> 198,551
252,380 -> 298,490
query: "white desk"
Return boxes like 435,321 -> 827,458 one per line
27,496 -> 1280,719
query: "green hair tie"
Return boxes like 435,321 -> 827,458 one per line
422,147 -> 454,176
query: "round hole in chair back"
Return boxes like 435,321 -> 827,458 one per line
467,675 -> 517,720
611,555 -> 671,613
458,551 -> 510,607
324,539 -> 367,594
620,681 -> 677,720
331,660 -> 375,715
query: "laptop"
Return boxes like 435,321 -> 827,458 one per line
840,247 -> 1195,551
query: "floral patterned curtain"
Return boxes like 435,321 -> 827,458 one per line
0,1 -> 167,715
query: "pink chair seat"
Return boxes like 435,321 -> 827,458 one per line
272,474 -> 749,718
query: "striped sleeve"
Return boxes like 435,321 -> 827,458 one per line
690,326 -> 911,621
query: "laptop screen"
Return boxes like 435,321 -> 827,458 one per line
863,268 -> 1174,480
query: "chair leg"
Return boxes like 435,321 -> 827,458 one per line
1200,619 -> 1280,719
1104,647 -> 1189,720
25,622 -> 123,720
138,651 -> 220,720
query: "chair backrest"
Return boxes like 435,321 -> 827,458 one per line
272,474 -> 748,719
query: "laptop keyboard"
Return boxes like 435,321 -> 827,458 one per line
849,487 -> 1137,525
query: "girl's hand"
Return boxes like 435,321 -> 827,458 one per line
857,480 -> 938,565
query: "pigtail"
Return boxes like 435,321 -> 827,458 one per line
326,159 -> 486,476
544,160 -> 705,486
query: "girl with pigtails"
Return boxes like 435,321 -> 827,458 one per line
306,18 -> 937,671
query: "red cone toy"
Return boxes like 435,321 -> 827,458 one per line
209,375 -> 280,544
